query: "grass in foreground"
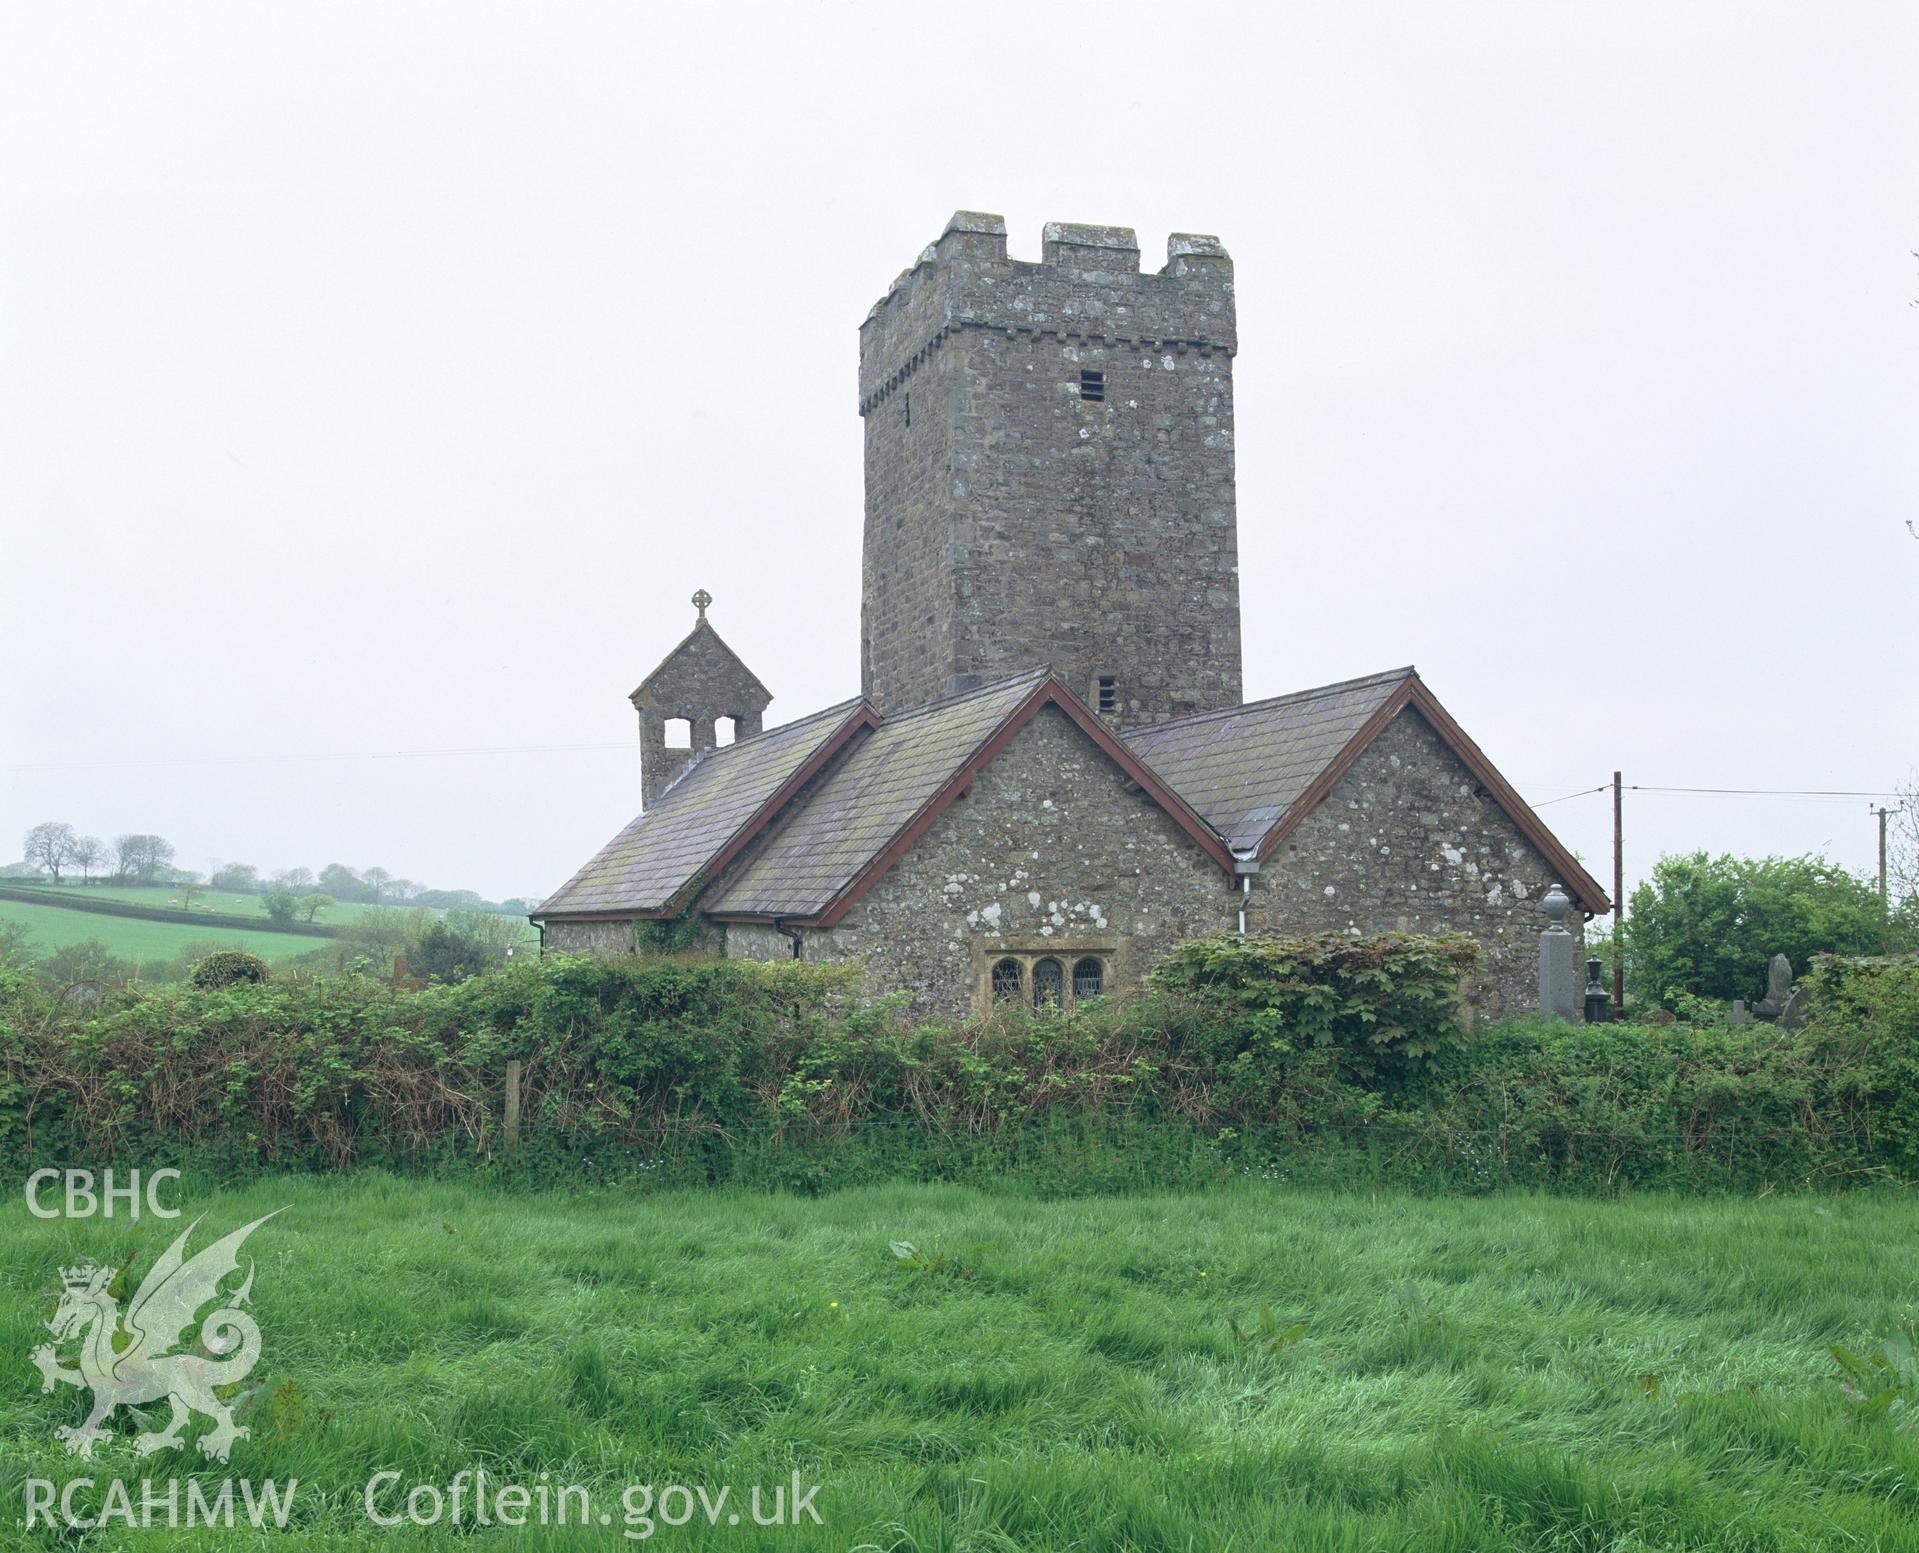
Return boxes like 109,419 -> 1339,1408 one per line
2,1180 -> 1916,1550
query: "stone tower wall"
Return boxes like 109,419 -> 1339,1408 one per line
859,213 -> 1243,725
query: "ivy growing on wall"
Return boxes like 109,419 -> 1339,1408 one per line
632,915 -> 709,955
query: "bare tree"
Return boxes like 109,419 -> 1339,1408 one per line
23,822 -> 78,884
361,866 -> 391,904
275,866 -> 316,893
1890,774 -> 1919,905
71,835 -> 104,884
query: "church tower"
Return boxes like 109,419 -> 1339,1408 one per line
858,211 -> 1242,726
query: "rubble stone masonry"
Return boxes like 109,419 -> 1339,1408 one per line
860,214 -> 1243,726
770,705 -> 1233,1018
1250,709 -> 1585,1017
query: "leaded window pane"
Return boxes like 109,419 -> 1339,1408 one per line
1032,957 -> 1064,1009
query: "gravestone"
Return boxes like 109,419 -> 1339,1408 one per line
1753,953 -> 1793,1021
1538,884 -> 1577,1021
1583,955 -> 1611,1023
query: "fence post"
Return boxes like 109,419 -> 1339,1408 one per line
504,1058 -> 522,1152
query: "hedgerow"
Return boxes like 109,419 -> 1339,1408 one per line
0,936 -> 1913,1192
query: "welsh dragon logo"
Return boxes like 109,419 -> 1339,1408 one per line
32,1211 -> 281,1463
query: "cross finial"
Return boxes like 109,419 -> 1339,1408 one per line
691,588 -> 712,621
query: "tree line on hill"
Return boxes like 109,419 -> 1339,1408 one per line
10,821 -> 535,917
12,824 -> 174,886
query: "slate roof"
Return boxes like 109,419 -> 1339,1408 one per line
539,661 -> 1607,928
1121,668 -> 1416,854
534,698 -> 871,919
705,669 -> 1054,922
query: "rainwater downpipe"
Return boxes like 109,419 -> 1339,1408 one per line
774,918 -> 804,961
1233,852 -> 1259,935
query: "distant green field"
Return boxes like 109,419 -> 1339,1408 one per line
0,898 -> 326,972
32,883 -> 391,926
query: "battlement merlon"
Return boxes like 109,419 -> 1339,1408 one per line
858,211 -> 1235,411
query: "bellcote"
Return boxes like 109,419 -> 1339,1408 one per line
631,591 -> 773,808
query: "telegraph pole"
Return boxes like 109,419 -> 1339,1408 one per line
1612,771 -> 1624,1015
1871,804 -> 1899,897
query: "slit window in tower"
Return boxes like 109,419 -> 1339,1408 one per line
1079,369 -> 1105,402
1097,677 -> 1117,715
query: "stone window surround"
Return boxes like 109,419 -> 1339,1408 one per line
974,938 -> 1117,1014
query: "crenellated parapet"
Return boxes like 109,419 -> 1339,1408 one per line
859,206 -> 1244,725
858,211 -> 1235,415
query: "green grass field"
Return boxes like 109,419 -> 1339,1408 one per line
1,887 -> 533,974
15,884 -> 395,926
0,898 -> 328,971
4,1180 -> 1915,1549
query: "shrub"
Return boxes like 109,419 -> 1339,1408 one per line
1147,930 -> 1478,1071
34,939 -> 137,993
410,922 -> 493,984
189,949 -> 270,989
1796,953 -> 1919,1174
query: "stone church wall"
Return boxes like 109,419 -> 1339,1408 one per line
798,705 -> 1233,1019
1249,708 -> 1579,1017
543,915 -> 727,957
724,921 -> 792,963
542,918 -> 639,956
547,705 -> 1573,1023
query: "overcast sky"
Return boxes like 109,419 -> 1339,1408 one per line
4,1 -> 1914,908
